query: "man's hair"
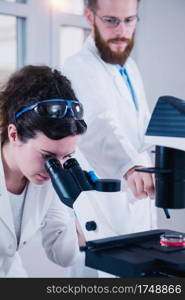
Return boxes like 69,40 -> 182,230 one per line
84,0 -> 141,11
84,0 -> 98,11
0,65 -> 87,144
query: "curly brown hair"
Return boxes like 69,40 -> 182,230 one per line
0,65 -> 87,144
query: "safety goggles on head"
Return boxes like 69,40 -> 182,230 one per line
15,99 -> 84,121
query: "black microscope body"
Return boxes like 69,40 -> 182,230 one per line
45,96 -> 185,277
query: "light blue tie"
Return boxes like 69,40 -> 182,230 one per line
119,66 -> 139,110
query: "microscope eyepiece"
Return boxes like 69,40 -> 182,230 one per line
45,158 -> 61,172
45,158 -> 121,208
63,158 -> 80,169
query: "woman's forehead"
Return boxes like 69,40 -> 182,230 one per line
30,132 -> 79,154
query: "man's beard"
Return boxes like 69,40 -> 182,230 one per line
94,24 -> 135,65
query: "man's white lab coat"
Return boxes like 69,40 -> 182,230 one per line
62,35 -> 157,233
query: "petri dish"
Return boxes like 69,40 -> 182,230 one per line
160,234 -> 185,247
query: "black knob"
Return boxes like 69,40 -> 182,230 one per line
95,179 -> 121,192
85,221 -> 97,231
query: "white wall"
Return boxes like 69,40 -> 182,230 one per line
136,0 -> 185,110
135,0 -> 185,232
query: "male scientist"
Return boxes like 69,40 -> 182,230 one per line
63,0 -> 157,277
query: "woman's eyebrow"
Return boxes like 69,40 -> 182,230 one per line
63,151 -> 75,158
40,149 -> 75,158
40,149 -> 56,156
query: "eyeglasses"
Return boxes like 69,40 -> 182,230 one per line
95,14 -> 139,29
15,99 -> 84,120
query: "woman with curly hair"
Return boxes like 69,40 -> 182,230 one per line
0,65 -> 87,277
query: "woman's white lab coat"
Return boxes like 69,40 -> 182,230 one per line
0,149 -> 81,277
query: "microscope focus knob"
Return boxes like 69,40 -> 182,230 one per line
85,221 -> 97,231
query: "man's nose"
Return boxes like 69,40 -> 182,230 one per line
114,21 -> 128,36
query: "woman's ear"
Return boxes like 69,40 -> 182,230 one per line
8,124 -> 19,143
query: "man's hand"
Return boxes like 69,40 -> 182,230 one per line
124,166 -> 155,199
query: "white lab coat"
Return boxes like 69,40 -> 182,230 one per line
0,148 -> 82,277
62,35 -> 157,233
62,36 -> 157,277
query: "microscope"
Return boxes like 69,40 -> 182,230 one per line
45,96 -> 185,277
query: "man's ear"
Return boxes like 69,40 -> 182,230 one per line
8,124 -> 19,143
84,8 -> 95,27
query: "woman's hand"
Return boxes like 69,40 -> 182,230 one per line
75,217 -> 86,247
